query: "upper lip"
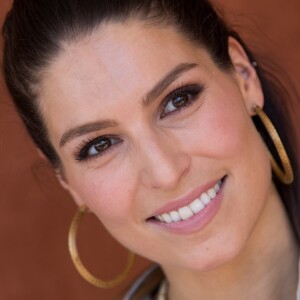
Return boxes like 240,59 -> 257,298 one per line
149,177 -> 224,218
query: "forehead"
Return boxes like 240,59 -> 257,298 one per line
39,21 -> 214,143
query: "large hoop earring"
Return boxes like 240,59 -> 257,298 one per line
68,206 -> 135,288
253,105 -> 294,184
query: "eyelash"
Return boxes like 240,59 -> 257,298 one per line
75,83 -> 204,162
160,84 -> 204,118
75,135 -> 122,162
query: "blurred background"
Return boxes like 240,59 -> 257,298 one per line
0,0 -> 299,299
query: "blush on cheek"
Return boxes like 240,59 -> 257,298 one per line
189,99 -> 251,160
72,166 -> 136,220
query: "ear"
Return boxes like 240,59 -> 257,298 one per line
36,148 -> 49,162
228,37 -> 264,115
37,148 -> 86,207
55,170 -> 86,207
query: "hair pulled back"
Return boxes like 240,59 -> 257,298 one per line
2,0 -> 300,239
2,0 -> 233,168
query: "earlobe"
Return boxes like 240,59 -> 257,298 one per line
36,148 -> 84,206
37,148 -> 48,162
56,170 -> 69,190
55,171 -> 86,207
228,37 -> 264,115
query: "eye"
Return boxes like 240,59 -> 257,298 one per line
75,136 -> 121,161
160,84 -> 204,118
88,138 -> 111,156
164,94 -> 190,113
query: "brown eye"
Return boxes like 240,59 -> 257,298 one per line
76,136 -> 122,161
94,138 -> 111,152
162,92 -> 193,116
83,136 -> 120,159
160,84 -> 204,118
172,94 -> 189,108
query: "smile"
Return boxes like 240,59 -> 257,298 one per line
154,179 -> 223,223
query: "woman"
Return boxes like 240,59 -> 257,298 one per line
2,0 -> 300,299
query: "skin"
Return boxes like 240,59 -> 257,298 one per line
38,21 -> 299,299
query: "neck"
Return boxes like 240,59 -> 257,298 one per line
163,184 -> 299,300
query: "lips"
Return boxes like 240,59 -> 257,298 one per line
155,180 -> 222,223
147,176 -> 227,234
148,176 -> 226,223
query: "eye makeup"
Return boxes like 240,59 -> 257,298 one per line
159,83 -> 205,118
75,135 -> 122,161
73,82 -> 205,162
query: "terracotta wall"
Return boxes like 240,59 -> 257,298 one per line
0,0 -> 299,299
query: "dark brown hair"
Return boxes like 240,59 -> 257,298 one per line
2,0 -> 299,251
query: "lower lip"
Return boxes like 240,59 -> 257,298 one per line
148,177 -> 226,234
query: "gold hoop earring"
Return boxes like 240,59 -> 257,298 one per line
68,206 -> 135,288
253,105 -> 294,184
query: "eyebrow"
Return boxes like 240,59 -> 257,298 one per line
142,62 -> 199,107
59,120 -> 117,147
59,62 -> 198,148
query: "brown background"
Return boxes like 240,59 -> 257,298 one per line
0,0 -> 299,299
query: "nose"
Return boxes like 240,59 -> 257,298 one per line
137,130 -> 191,190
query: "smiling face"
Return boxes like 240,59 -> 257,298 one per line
38,21 -> 273,271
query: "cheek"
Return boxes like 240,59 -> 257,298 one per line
185,95 -> 253,162
65,168 -> 144,251
65,162 -> 138,221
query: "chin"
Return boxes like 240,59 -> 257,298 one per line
178,230 -> 250,273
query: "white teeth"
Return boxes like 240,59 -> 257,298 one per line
189,199 -> 205,214
170,211 -> 182,222
214,182 -> 220,193
162,213 -> 172,223
178,206 -> 194,220
156,215 -> 164,222
200,192 -> 211,205
154,179 -> 223,224
207,188 -> 216,199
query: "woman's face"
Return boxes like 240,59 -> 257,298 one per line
39,21 -> 271,271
